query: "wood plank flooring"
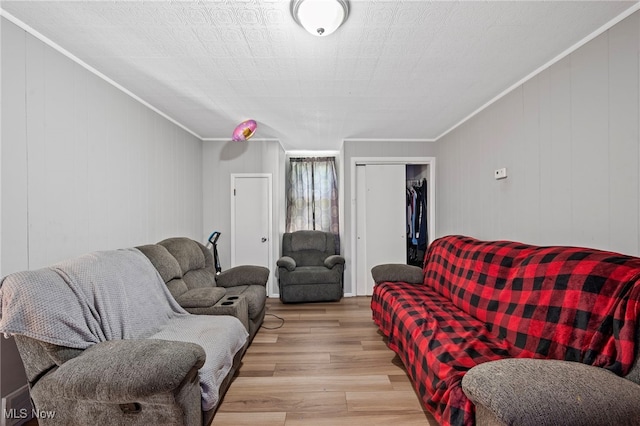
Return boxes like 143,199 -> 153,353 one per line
212,297 -> 437,426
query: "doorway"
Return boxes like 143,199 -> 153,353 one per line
230,174 -> 273,292
352,158 -> 435,296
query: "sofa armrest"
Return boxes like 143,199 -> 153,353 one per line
371,264 -> 423,284
324,255 -> 345,269
276,256 -> 296,272
175,287 -> 226,308
461,358 -> 640,426
34,339 -> 206,401
216,265 -> 269,287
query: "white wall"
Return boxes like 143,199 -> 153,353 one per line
202,139 -> 284,296
436,11 -> 640,256
1,17 -> 204,397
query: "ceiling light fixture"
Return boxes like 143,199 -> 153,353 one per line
232,119 -> 257,141
291,0 -> 349,37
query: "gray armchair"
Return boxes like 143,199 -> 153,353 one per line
277,231 -> 344,303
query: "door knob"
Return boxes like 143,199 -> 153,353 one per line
261,237 -> 267,242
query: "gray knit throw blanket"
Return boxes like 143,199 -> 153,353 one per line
0,248 -> 187,346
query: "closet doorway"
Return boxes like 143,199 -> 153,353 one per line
352,158 -> 435,296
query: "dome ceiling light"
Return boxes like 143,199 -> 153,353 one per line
291,0 -> 349,37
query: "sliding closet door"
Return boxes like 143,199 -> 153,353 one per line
356,164 -> 407,295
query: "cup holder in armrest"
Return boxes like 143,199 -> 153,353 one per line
212,295 -> 248,332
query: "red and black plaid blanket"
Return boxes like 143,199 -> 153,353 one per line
371,235 -> 640,426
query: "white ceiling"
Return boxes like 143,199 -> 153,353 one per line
1,0 -> 638,150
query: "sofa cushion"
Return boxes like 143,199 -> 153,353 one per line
136,244 -> 182,283
290,230 -> 327,252
165,278 -> 190,299
149,315 -> 247,411
175,287 -> 226,308
159,237 -> 207,274
283,266 -> 341,285
182,268 -> 217,290
137,244 -> 189,298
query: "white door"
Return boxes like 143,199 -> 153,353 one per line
231,174 -> 272,272
356,164 -> 407,295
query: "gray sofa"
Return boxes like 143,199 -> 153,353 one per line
0,246 -> 252,426
277,230 -> 344,303
137,237 -> 269,342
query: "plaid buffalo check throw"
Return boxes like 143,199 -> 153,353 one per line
371,235 -> 640,426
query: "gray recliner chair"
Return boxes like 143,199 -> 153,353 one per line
277,231 -> 344,303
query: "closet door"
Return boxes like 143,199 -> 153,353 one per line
356,164 -> 407,295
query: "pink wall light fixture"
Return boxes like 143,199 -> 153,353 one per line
232,119 -> 257,141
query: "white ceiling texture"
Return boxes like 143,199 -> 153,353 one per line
1,1 -> 639,150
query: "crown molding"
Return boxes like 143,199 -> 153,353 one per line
0,9 -> 203,140
343,138 -> 437,143
286,150 -> 341,157
435,2 -> 640,141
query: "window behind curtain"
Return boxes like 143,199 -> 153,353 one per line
286,157 -> 340,248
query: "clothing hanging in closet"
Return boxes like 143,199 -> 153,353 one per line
406,178 -> 428,267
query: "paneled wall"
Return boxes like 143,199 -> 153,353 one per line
2,18 -> 204,273
436,12 -> 640,255
1,18 -> 204,396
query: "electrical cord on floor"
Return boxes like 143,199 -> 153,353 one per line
260,313 -> 285,330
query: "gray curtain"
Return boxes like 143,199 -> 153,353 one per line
286,157 -> 340,246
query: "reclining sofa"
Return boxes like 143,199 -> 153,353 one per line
0,237 -> 269,426
137,237 -> 269,342
372,235 -> 640,426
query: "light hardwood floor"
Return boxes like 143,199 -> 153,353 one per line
212,296 -> 437,426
